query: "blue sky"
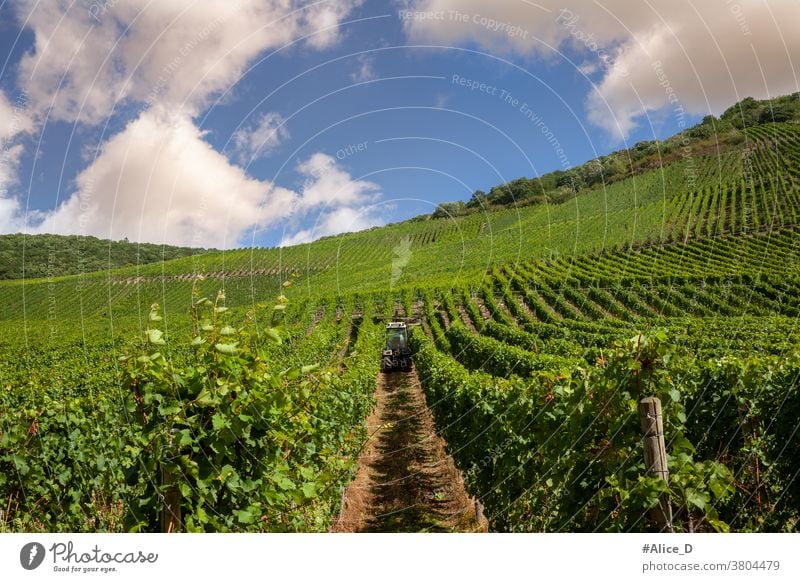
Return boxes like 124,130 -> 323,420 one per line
0,1 -> 797,248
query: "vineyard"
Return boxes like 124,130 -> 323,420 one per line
1,121 -> 800,532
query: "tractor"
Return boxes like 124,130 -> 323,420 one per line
381,321 -> 412,372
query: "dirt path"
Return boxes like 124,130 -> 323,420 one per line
332,368 -> 488,533
456,303 -> 479,333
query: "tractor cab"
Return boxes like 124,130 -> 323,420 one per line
386,323 -> 408,350
382,322 -> 412,372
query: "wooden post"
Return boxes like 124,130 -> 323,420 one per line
639,396 -> 673,532
160,464 -> 182,533
474,499 -> 489,532
739,403 -> 764,508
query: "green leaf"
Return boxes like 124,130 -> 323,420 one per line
57,469 -> 71,485
178,480 -> 192,499
219,465 -> 236,482
178,430 -> 194,447
301,482 -> 317,499
706,517 -> 730,533
671,435 -> 695,455
685,488 -> 709,510
147,328 -> 166,345
12,455 -> 30,475
219,326 -> 237,336
196,506 -> 209,524
195,388 -> 218,407
274,474 -> 294,491
235,509 -> 256,524
265,328 -> 282,344
214,342 -> 238,355
212,413 -> 229,431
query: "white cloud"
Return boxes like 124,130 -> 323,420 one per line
279,205 -> 384,246
403,0 -> 800,138
577,61 -> 599,76
0,90 -> 33,233
350,54 -> 376,82
15,0 -> 362,124
278,153 -> 384,246
30,109 -> 380,247
295,152 -> 381,211
0,90 -> 32,142
0,144 -> 28,234
8,1 -> 366,244
32,109 -> 293,247
0,144 -> 25,192
232,112 -> 290,162
303,1 -> 362,50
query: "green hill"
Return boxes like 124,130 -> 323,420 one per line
0,233 -> 207,280
434,92 -> 800,216
2,97 -> 800,534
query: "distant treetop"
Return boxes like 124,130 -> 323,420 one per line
0,233 -> 208,280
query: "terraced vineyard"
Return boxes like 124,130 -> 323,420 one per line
409,230 -> 800,532
1,122 -> 799,532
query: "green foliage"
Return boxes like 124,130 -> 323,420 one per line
3,94 -> 800,534
0,234 -> 204,280
432,200 -> 467,219
411,327 -> 747,532
452,94 -> 800,213
721,93 -> 800,129
1,284 -> 376,532
682,353 -> 800,531
444,322 -> 576,378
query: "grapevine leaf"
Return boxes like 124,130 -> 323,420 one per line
147,328 -> 166,345
214,342 -> 238,355
265,328 -> 282,344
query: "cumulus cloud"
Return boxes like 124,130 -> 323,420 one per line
277,153 -> 383,246
0,90 -> 33,233
402,0 -> 800,138
33,110 -> 290,247
303,1 -> 362,50
0,90 -> 32,142
0,143 -> 25,193
8,1 -> 368,244
295,152 -> 381,211
31,110 -> 379,247
15,0 -> 362,124
232,112 -> 290,163
0,144 -> 28,233
279,205 -> 384,246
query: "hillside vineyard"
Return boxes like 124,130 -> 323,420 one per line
1,122 -> 799,532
